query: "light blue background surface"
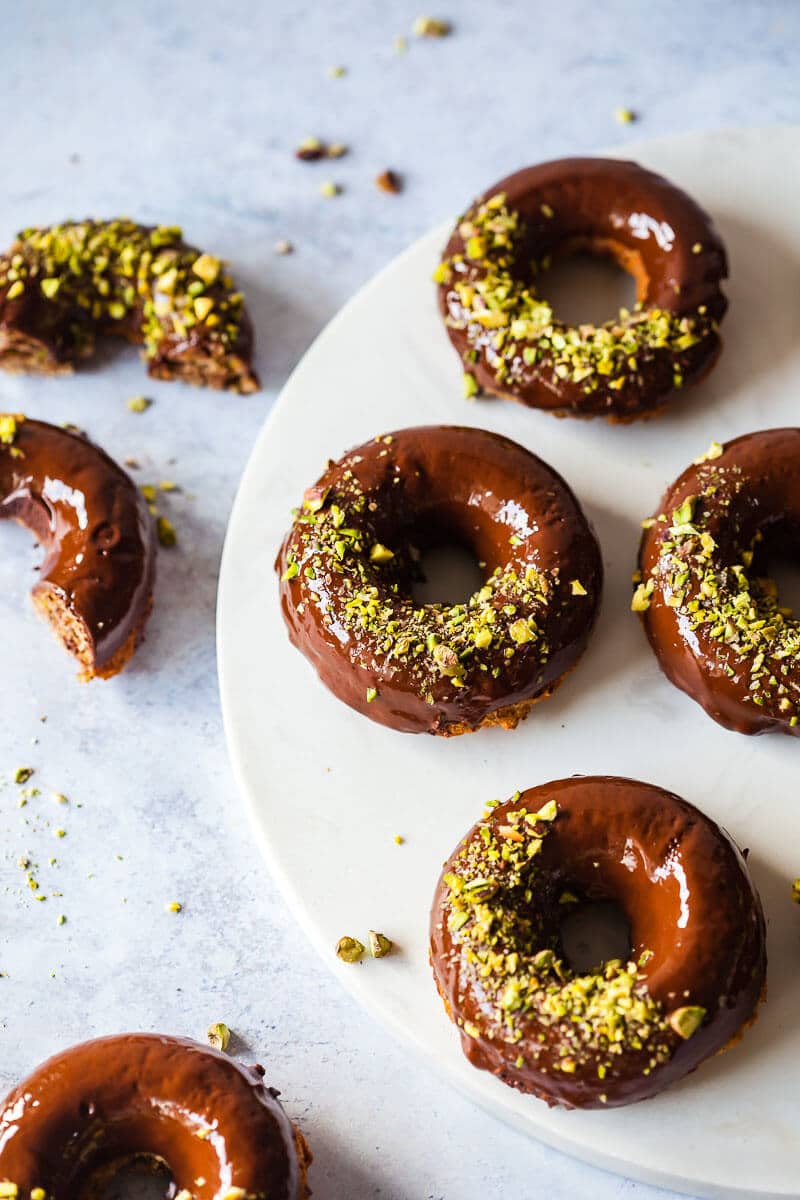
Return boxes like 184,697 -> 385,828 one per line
1,3 -> 799,1196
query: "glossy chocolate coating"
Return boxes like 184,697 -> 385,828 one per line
276,425 -> 602,734
639,427 -> 800,735
430,776 -> 766,1108
0,1033 -> 306,1197
0,418 -> 155,675
439,157 -> 727,419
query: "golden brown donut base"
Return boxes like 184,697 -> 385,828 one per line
34,588 -> 154,681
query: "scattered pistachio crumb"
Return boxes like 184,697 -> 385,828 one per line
366,687 -> 378,703
274,239 -> 294,255
328,65 -> 347,78
166,900 -> 183,913
157,516 -> 177,547
127,395 -> 152,414
376,169 -> 402,194
614,106 -> 636,124
320,181 -> 341,198
14,767 -> 34,784
295,136 -> 326,161
570,579 -> 587,596
692,242 -> 703,254
413,16 -> 451,36
336,935 -> 365,963
327,142 -> 348,159
57,914 -> 66,926
394,34 -> 407,53
207,1021 -> 232,1051
368,930 -> 393,958
693,440 -> 723,464
394,834 -> 405,845
792,877 -> 800,903
54,828 -> 66,839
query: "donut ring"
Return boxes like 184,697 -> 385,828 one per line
276,425 -> 602,735
1,414 -> 155,679
636,428 -> 800,735
0,1033 -> 312,1198
436,158 -> 727,421
0,219 -> 258,392
430,776 -> 766,1109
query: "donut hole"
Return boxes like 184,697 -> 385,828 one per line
406,510 -> 491,606
411,542 -> 485,606
751,520 -> 800,614
91,1157 -> 172,1199
559,898 -> 632,974
537,242 -> 639,327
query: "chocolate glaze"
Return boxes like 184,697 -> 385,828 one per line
439,157 -> 727,419
0,417 -> 155,676
0,1033 -> 308,1197
430,776 -> 766,1109
276,425 -> 602,734
639,427 -> 800,735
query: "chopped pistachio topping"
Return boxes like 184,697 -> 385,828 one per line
127,395 -> 152,413
442,796 -> 671,1079
791,877 -> 800,903
693,440 -> 723,464
0,221 -> 247,364
14,767 -> 34,784
320,181 -> 341,198
436,193 -> 716,400
281,468 -> 565,704
614,106 -> 636,124
0,1185 -> 18,1198
336,935 -> 365,963
642,468 -> 800,723
570,579 -> 587,596
368,930 -> 393,958
667,1005 -> 706,1039
207,1021 -> 232,1051
166,900 -> 183,913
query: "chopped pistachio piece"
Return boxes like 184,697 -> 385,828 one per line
368,930 -> 393,958
614,106 -> 635,124
192,253 -> 220,284
166,900 -> 183,913
336,935 -> 365,963
207,1021 -> 232,1051
127,395 -> 152,413
792,877 -> 800,903
157,516 -> 177,547
693,440 -> 723,464
462,371 -> 478,399
570,579 -> 587,596
667,1005 -> 706,1039
413,15 -> 451,36
320,181 -> 341,198
369,542 -> 395,563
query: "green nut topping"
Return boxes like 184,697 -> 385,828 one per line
667,1005 -> 706,1039
436,192 -> 716,400
336,935 -> 365,963
442,795 -> 671,1080
0,219 -> 248,368
279,463 -> 576,705
207,1021 -> 232,1051
368,930 -> 393,958
640,460 -> 800,723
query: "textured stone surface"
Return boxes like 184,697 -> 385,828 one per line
1,2 -> 798,1196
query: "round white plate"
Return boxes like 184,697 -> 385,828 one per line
218,128 -> 800,1199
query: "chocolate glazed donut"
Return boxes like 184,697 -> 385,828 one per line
437,158 -> 727,420
276,425 -> 602,735
636,428 -> 800,735
0,1033 -> 312,1198
430,777 -> 766,1109
0,414 -> 155,679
